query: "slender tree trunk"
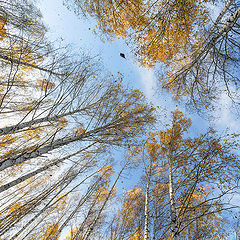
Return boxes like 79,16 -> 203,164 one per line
48,176 -> 102,240
0,108 -> 88,136
143,172 -> 150,240
0,115 -> 126,171
72,197 -> 99,240
0,54 -> 65,76
83,162 -> 128,240
210,6 -> 240,44
0,122 -> 111,171
0,133 -> 88,171
0,160 -> 60,193
168,159 -> 179,240
8,169 -> 80,240
0,143 -> 94,193
175,5 -> 240,79
152,196 -> 157,240
0,177 -> 66,235
204,0 -> 234,42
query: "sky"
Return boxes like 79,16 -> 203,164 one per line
36,0 -> 240,176
36,0 -> 240,188
37,0 -> 240,135
37,0 -> 140,86
34,1 -> 240,238
36,0 -> 213,131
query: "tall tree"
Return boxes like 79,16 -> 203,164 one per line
0,1 -> 155,239
108,110 -> 240,239
163,0 -> 240,110
68,0 -> 240,110
67,0 -> 208,66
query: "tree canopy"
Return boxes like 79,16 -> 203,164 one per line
0,0 -> 240,239
69,0 -> 240,111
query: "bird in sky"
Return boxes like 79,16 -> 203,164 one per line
120,53 -> 126,59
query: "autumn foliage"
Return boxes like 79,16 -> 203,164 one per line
0,0 -> 240,239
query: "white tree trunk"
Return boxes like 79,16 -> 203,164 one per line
152,196 -> 157,240
0,133 -> 88,171
175,5 -> 240,79
9,170 -> 79,240
82,162 -> 128,240
0,121 -> 115,171
0,108 -> 86,136
144,172 -> 150,240
0,111 -> 131,171
0,54 -> 64,76
49,176 -> 102,240
169,159 -> 179,240
0,143 -> 94,193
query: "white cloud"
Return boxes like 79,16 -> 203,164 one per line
214,93 -> 240,133
230,193 -> 240,207
136,66 -> 176,110
137,67 -> 158,103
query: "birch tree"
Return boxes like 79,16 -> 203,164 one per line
68,0 -> 240,110
67,0 -> 208,67
108,110 -> 240,239
163,0 -> 240,109
0,1 -> 155,239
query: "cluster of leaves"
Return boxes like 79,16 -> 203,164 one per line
69,0 -> 240,111
109,110 -> 240,239
0,0 -> 155,239
0,0 -> 240,239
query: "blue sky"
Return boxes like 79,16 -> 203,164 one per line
37,0 -> 240,135
36,0 -> 227,188
37,0 -> 212,132
35,2 -> 207,220
37,0 -> 140,86
35,1 -> 240,238
36,0 -> 240,188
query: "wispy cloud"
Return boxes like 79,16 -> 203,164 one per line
137,67 -> 158,103
136,66 -> 176,110
214,93 -> 240,133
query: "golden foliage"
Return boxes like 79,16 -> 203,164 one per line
129,226 -> 143,240
73,0 -> 209,67
7,202 -> 22,214
37,79 -> 56,91
93,186 -> 110,204
99,165 -> 114,179
120,188 -> 144,226
41,223 -> 59,240
64,228 -> 79,240
0,17 -> 7,40
75,127 -> 86,135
